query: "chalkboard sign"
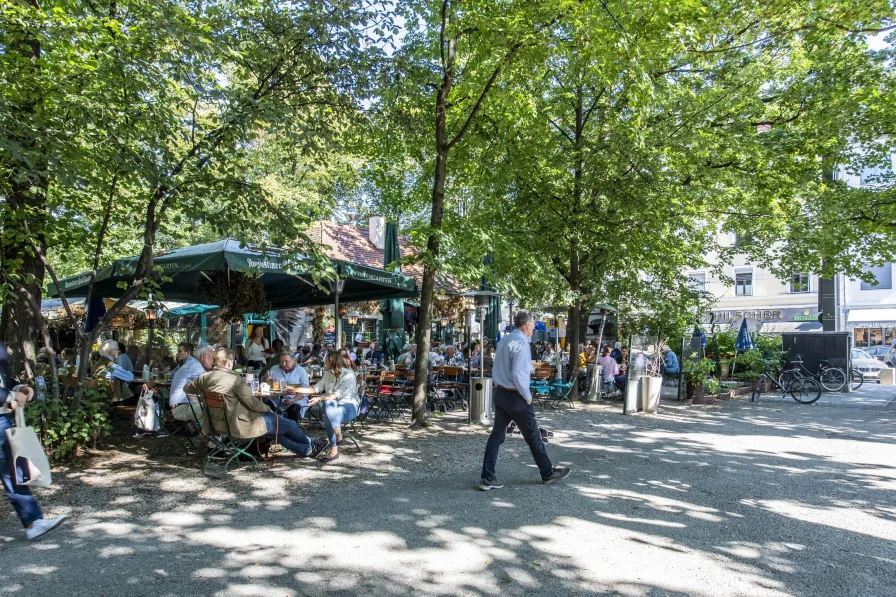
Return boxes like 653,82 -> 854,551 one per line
323,331 -> 336,344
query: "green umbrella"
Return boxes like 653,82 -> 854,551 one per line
47,239 -> 417,309
380,223 -> 406,361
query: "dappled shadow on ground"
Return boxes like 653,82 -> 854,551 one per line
0,401 -> 894,597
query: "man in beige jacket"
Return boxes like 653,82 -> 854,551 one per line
184,348 -> 326,458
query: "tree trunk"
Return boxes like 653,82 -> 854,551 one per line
411,140 -> 449,427
411,6 -> 456,428
566,247 -> 581,398
0,10 -> 46,381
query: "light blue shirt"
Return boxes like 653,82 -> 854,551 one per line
492,329 -> 534,400
266,364 -> 310,388
116,353 -> 133,373
169,356 -> 206,406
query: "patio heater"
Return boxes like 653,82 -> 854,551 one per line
332,279 -> 345,347
143,298 -> 159,370
463,290 -> 500,425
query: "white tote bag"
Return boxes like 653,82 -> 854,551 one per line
133,386 -> 160,433
5,403 -> 52,488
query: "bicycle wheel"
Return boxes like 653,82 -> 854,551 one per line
751,375 -> 765,402
791,376 -> 822,404
819,367 -> 847,392
850,368 -> 864,391
778,370 -> 799,394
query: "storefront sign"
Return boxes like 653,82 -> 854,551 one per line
705,308 -> 818,323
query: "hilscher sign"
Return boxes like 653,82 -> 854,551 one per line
707,307 -> 819,323
713,310 -> 783,321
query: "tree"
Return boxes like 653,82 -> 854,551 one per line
465,0 -> 896,386
1,0 -> 391,400
374,0 -> 574,426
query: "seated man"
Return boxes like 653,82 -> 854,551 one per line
168,344 -> 214,425
259,339 -> 284,377
184,348 -> 326,459
265,348 -> 310,422
396,345 -> 414,367
92,339 -> 135,403
662,346 -> 680,374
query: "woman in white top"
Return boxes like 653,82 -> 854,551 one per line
245,326 -> 269,368
296,351 -> 358,462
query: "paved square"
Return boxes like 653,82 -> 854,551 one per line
1,398 -> 894,596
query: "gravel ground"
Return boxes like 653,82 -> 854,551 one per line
1,397 -> 895,597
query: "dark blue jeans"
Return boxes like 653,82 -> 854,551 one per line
481,388 -> 553,481
260,412 -> 313,457
0,413 -> 43,527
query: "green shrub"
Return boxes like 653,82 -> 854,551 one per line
25,386 -> 112,461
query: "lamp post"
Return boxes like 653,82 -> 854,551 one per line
144,299 -> 158,369
332,279 -> 345,347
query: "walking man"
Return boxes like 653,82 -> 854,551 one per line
480,310 -> 570,490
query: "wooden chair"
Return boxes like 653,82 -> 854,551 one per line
197,391 -> 260,477
371,371 -> 401,420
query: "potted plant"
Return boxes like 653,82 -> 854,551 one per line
735,348 -> 765,391
683,356 -> 715,401
641,342 -> 666,413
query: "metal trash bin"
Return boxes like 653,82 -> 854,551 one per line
470,377 -> 493,425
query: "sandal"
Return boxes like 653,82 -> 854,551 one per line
318,452 -> 340,463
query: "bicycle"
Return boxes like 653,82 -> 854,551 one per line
850,367 -> 864,391
751,365 -> 822,404
785,355 -> 847,393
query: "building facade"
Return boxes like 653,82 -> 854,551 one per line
689,232 -> 822,334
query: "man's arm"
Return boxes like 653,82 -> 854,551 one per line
234,379 -> 272,413
183,375 -> 204,396
108,364 -> 135,383
510,341 -> 533,401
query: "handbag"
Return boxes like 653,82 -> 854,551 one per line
134,385 -> 160,433
5,402 -> 52,488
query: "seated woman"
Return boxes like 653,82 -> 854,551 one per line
292,351 -> 358,462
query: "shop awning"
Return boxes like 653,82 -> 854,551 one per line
760,321 -> 823,334
46,239 -> 418,310
846,308 -> 896,327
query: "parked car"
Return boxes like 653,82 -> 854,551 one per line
865,345 -> 891,364
852,349 -> 885,381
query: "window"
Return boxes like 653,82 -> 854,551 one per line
860,162 -> 894,187
688,273 -> 706,292
790,272 -> 810,293
860,264 -> 892,290
735,271 -> 753,296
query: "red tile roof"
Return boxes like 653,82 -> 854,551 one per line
309,221 -> 468,295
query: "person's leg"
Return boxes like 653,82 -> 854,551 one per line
506,399 -> 554,479
173,403 -> 202,426
0,415 -> 42,527
321,400 -> 341,448
480,390 -> 512,482
259,412 -> 313,456
614,375 -> 627,393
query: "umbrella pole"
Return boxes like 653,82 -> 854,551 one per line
334,292 -> 341,348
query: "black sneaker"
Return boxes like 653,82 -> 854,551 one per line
308,438 -> 329,459
479,477 -> 504,491
542,466 -> 571,484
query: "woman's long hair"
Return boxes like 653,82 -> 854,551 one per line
339,348 -> 357,372
326,350 -> 348,376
